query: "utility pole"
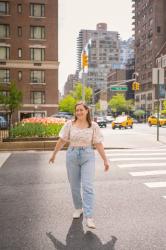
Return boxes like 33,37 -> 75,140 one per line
157,69 -> 160,141
152,66 -> 164,141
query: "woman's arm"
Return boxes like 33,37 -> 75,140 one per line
94,143 -> 110,171
49,138 -> 67,164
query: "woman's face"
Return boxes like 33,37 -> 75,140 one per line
75,104 -> 88,120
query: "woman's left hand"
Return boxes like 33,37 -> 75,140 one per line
104,159 -> 110,172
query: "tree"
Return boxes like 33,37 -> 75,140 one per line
161,100 -> 166,115
0,81 -> 22,127
70,82 -> 92,103
133,109 -> 145,122
108,94 -> 132,114
95,102 -> 101,112
59,95 -> 76,113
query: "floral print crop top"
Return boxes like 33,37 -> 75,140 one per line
59,120 -> 103,147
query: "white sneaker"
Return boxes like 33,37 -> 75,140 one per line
86,218 -> 96,229
73,208 -> 83,219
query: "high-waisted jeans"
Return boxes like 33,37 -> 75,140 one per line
66,146 -> 95,218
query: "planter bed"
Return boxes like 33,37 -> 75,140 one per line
3,137 -> 59,142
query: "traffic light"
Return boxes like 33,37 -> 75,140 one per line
132,81 -> 140,90
82,51 -> 88,68
135,82 -> 140,90
132,82 -> 136,90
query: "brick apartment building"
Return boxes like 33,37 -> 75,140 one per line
133,0 -> 166,113
0,0 -> 59,121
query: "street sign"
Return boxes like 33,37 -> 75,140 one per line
152,68 -> 164,84
111,86 -> 128,91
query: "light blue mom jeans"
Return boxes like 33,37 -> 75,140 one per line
66,146 -> 95,218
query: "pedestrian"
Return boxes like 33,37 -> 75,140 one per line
49,101 -> 110,229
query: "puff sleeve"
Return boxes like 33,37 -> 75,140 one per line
92,122 -> 104,144
59,121 -> 71,141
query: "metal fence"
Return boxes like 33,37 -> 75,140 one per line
0,128 -> 9,141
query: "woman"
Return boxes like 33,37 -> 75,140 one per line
49,102 -> 110,229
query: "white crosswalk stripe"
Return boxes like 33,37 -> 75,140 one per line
0,153 -> 11,168
130,170 -> 166,176
118,162 -> 166,168
109,157 -> 166,162
144,182 -> 166,188
106,147 -> 166,201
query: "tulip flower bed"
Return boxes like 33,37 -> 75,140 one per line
10,117 -> 66,138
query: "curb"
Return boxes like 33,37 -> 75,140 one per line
0,141 -> 131,151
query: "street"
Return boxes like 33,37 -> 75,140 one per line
0,125 -> 166,250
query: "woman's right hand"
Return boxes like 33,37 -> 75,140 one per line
49,155 -> 56,164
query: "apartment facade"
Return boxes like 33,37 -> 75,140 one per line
133,0 -> 166,113
77,23 -> 120,93
156,42 -> 166,109
64,72 -> 79,96
0,0 -> 58,121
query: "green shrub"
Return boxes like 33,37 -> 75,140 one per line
10,123 -> 63,138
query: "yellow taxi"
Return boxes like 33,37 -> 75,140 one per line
112,115 -> 133,129
147,115 -> 166,127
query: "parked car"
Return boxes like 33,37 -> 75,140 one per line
0,116 -> 8,129
132,118 -> 139,123
50,112 -> 73,121
105,115 -> 114,123
112,115 -> 133,129
147,115 -> 166,127
96,116 -> 107,128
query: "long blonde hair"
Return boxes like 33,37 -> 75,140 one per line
74,101 -> 92,127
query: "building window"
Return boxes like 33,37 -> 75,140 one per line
17,4 -> 22,13
18,48 -> 22,58
30,4 -> 45,17
17,26 -> 22,37
0,69 -> 10,83
30,26 -> 45,39
30,48 -> 45,61
0,47 -> 10,60
0,90 -> 9,96
0,24 -> 10,38
0,2 -> 9,15
30,70 -> 45,83
149,18 -> 153,26
18,71 -> 22,80
157,26 -> 161,33
31,91 -> 45,104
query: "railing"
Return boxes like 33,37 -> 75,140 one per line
0,123 -> 9,141
0,129 -> 9,142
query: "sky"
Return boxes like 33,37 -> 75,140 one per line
58,0 -> 133,94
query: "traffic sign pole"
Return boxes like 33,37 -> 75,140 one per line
157,69 -> 160,141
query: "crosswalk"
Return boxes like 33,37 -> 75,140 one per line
0,152 -> 11,168
106,147 -> 166,200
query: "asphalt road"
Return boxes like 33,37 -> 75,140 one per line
0,146 -> 166,250
101,123 -> 166,149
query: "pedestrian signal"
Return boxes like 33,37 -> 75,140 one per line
82,51 -> 88,68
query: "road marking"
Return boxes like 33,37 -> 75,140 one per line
144,182 -> 166,188
118,162 -> 166,168
107,152 -> 166,156
106,148 -> 166,152
0,153 -> 11,168
129,170 -> 166,176
109,157 -> 166,162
